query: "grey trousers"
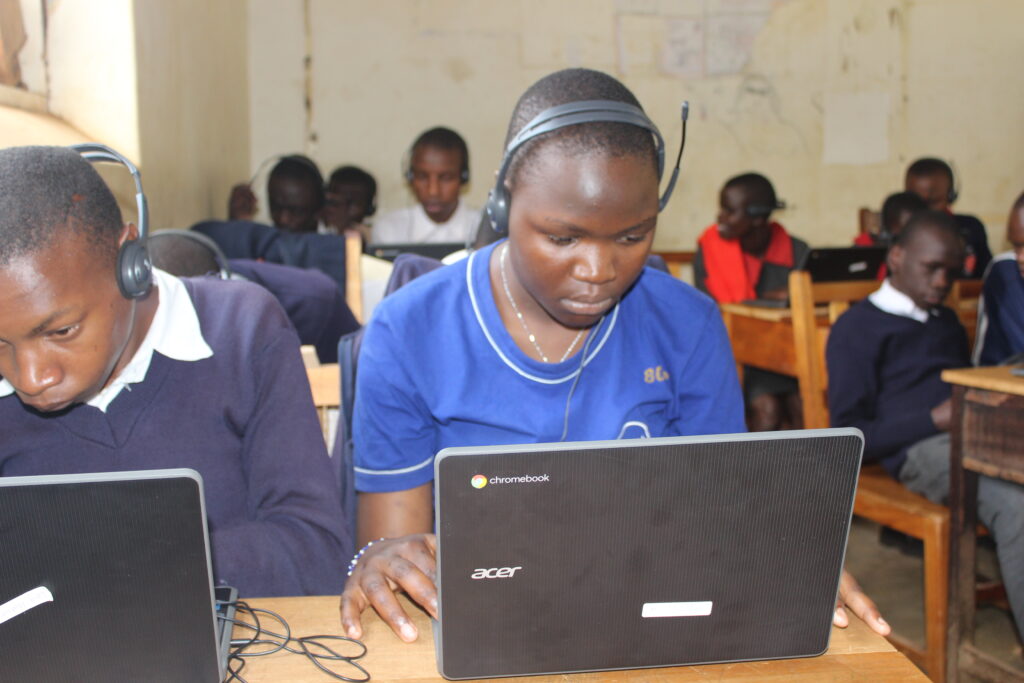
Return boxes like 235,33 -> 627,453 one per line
900,432 -> 1024,640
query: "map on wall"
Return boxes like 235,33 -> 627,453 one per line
616,0 -> 789,78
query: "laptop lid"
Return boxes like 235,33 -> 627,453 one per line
0,469 -> 224,683
803,246 -> 886,282
367,241 -> 464,262
433,429 -> 863,680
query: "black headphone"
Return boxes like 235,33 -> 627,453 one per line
147,229 -> 232,280
486,100 -> 689,234
70,143 -> 152,299
946,160 -> 960,205
746,199 -> 786,218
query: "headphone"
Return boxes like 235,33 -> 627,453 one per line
146,229 -> 232,280
70,143 -> 152,299
746,199 -> 786,218
946,159 -> 960,205
486,99 -> 689,234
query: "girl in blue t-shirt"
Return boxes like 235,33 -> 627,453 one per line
340,68 -> 890,645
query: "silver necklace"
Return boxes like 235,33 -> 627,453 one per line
499,243 -> 585,363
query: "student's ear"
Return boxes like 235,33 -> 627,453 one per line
887,244 -> 904,275
118,222 -> 139,247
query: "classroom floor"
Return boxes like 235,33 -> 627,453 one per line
845,517 -> 1023,677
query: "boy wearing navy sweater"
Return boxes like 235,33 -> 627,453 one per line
974,191 -> 1024,365
0,146 -> 350,597
827,211 -> 1024,639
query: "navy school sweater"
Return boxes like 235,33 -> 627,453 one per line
0,278 -> 351,597
825,299 -> 969,476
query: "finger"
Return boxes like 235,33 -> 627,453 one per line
842,587 -> 890,636
362,562 -> 421,642
339,586 -> 368,639
832,604 -> 850,628
389,556 -> 439,620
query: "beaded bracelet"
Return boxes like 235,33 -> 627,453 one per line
347,537 -> 386,577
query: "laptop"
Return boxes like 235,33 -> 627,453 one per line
367,241 -> 465,262
433,429 -> 863,679
0,469 -> 236,683
802,246 -> 886,282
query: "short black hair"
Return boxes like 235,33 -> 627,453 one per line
906,157 -> 954,185
1013,190 -> 1024,213
0,145 -> 123,266
503,68 -> 656,189
269,154 -> 325,208
328,165 -> 377,199
881,191 -> 928,234
723,172 -> 778,214
411,127 -> 469,177
147,230 -> 225,278
892,209 -> 962,250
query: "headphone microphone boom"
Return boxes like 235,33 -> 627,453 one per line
70,143 -> 152,300
486,99 -> 689,234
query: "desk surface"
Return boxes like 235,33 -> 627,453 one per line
232,595 -> 927,682
941,365 -> 1024,396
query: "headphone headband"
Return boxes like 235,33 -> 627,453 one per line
69,143 -> 152,299
486,99 -> 688,233
147,229 -> 233,280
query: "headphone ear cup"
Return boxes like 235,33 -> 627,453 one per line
461,168 -> 470,184
116,240 -> 153,299
486,186 -> 510,234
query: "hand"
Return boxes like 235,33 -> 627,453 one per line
228,183 -> 258,220
833,569 -> 890,636
339,534 -> 438,643
931,398 -> 952,432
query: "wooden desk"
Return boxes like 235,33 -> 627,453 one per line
232,595 -> 927,682
943,366 -> 1024,683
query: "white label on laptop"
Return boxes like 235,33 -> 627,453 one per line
0,586 -> 54,625
641,601 -> 713,618
849,261 -> 868,272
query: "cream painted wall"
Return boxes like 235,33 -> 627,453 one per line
247,0 -> 1024,252
46,0 -> 139,161
133,0 -> 251,230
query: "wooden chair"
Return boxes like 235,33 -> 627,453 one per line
307,363 -> 340,446
788,269 -> 952,681
650,250 -> 695,281
345,232 -> 364,323
859,207 -> 881,239
946,279 -> 983,350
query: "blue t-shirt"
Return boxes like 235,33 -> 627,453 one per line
354,240 -> 745,493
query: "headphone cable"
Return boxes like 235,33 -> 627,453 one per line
559,314 -> 606,442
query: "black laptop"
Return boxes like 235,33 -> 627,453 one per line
367,241 -> 465,262
0,469 -> 236,683
802,246 -> 886,282
433,429 -> 863,679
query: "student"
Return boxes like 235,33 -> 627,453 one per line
827,211 -> 1024,639
974,191 -> 1024,365
372,127 -> 480,244
229,154 -> 326,234
854,191 -> 928,248
339,68 -> 889,643
694,173 -> 808,303
147,230 -> 360,364
694,173 -> 809,431
322,165 -> 377,244
905,157 -> 991,277
0,146 -> 350,597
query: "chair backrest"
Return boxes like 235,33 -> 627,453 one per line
788,270 -> 880,429
858,207 -> 881,238
345,232 -> 363,322
307,363 -> 340,445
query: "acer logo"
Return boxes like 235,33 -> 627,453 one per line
470,566 -> 522,579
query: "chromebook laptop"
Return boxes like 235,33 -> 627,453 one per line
433,429 -> 863,679
803,246 -> 887,282
367,241 -> 465,262
0,469 -> 235,683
